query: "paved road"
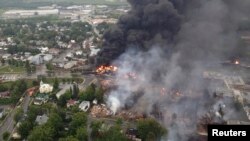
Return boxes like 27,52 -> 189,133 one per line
0,95 -> 31,140
55,74 -> 96,98
0,109 -> 15,140
56,84 -> 71,98
79,74 -> 97,90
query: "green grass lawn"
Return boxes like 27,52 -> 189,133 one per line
0,66 -> 25,74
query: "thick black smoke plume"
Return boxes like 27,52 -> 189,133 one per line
97,0 -> 187,65
97,0 -> 250,65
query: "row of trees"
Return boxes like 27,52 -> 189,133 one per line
0,79 -> 28,105
1,58 -> 36,74
79,84 -> 104,103
7,45 -> 40,55
57,83 -> 104,108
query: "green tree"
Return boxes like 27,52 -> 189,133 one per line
46,62 -> 54,71
58,90 -> 71,107
8,59 -> 11,65
137,119 -> 167,141
19,61 -> 24,67
146,132 -> 156,141
53,77 -> 59,90
69,87 -> 72,95
62,78 -> 66,84
76,127 -> 88,141
14,108 -> 24,122
0,85 -> 8,92
2,131 -> 10,141
17,121 -> 33,139
0,57 -> 5,65
79,84 -> 95,101
59,136 -> 79,141
27,125 -> 54,141
72,83 -> 79,99
47,113 -> 63,129
98,125 -> 128,141
32,80 -> 39,86
31,65 -> 36,73
26,105 -> 42,122
90,121 -> 102,139
116,118 -> 123,125
46,113 -> 63,136
69,112 -> 88,134
95,87 -> 104,103
25,60 -> 32,74
11,79 -> 27,95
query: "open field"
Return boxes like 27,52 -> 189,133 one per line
0,66 -> 25,74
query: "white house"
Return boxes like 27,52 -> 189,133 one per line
39,47 -> 49,53
39,81 -> 53,93
35,114 -> 49,125
79,101 -> 90,112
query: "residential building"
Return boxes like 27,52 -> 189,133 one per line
67,99 -> 79,108
39,81 -> 53,94
35,114 -> 49,125
34,93 -> 49,105
79,101 -> 90,112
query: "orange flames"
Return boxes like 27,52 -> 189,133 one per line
96,65 -> 118,74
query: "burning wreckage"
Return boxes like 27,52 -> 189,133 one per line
88,0 -> 250,140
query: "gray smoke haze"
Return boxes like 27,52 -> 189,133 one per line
99,0 -> 250,141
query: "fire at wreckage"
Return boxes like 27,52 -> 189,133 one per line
91,61 -> 250,140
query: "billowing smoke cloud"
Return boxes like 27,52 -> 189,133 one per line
97,0 -> 250,141
97,0 -> 185,65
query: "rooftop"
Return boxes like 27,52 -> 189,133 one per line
35,114 -> 49,125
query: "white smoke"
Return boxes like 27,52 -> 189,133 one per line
107,95 -> 121,114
